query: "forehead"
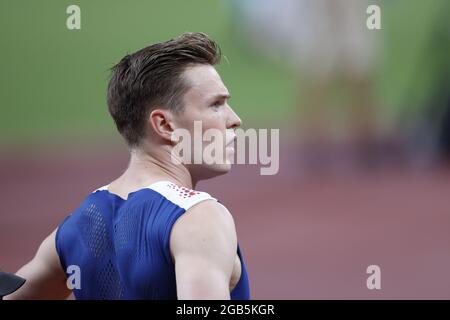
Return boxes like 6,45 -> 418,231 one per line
182,64 -> 229,102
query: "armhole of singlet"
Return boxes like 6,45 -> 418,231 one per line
55,214 -> 72,273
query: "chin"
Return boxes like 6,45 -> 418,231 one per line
211,163 -> 232,174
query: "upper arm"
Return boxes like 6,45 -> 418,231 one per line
4,228 -> 71,300
170,200 -> 237,300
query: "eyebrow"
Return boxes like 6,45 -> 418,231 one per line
207,93 -> 231,103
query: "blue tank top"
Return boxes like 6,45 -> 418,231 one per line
55,180 -> 250,300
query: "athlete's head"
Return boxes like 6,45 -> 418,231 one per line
107,32 -> 241,180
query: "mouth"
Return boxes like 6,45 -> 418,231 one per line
226,135 -> 236,147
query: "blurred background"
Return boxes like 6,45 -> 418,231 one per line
1,0 -> 449,299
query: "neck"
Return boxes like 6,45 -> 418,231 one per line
113,143 -> 196,192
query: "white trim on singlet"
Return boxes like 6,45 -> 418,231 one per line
145,180 -> 217,211
92,180 -> 216,211
94,185 -> 109,192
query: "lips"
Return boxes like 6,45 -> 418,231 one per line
226,134 -> 236,147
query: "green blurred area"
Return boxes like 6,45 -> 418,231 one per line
376,0 -> 450,125
0,0 -> 296,146
1,0 -> 449,147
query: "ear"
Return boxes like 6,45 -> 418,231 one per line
148,109 -> 175,142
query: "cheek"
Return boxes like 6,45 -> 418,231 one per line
203,109 -> 227,129
176,108 -> 226,133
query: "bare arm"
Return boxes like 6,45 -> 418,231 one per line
4,229 -> 71,300
170,200 -> 237,300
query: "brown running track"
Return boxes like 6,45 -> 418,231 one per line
1,142 -> 449,299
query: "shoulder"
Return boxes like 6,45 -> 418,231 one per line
181,200 -> 235,232
170,199 -> 237,259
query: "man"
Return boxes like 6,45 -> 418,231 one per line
5,32 -> 249,300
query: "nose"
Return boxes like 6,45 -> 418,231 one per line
226,105 -> 242,129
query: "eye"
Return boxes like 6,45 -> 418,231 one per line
210,100 -> 224,108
